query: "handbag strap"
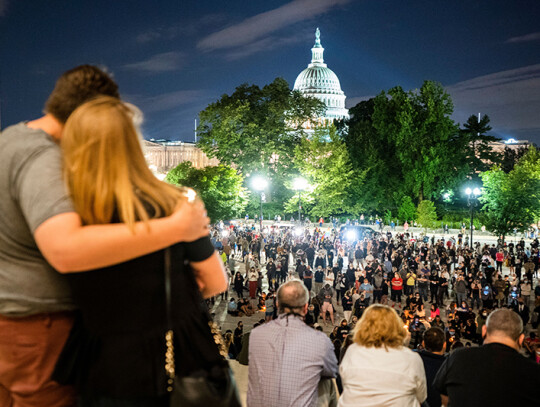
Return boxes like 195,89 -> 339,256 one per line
164,247 -> 175,392
163,246 -> 230,392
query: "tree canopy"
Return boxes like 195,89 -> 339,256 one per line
196,77 -> 324,178
165,162 -> 248,222
479,148 -> 540,241
289,126 -> 366,217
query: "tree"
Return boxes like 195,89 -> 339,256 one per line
196,77 -> 324,178
342,81 -> 469,211
165,162 -> 248,222
479,148 -> 540,242
289,126 -> 366,218
372,81 -> 468,202
398,196 -> 416,223
340,98 -> 401,211
501,146 -> 530,173
416,200 -> 438,231
460,114 -> 501,176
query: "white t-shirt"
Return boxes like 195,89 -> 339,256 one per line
338,344 -> 427,407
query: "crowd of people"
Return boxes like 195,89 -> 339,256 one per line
210,221 -> 540,406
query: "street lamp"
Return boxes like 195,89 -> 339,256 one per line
293,177 -> 308,224
251,176 -> 268,231
465,187 -> 481,248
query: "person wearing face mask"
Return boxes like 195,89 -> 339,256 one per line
520,278 -> 532,306
475,309 -> 489,343
434,308 -> 540,407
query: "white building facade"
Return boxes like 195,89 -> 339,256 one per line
293,28 -> 349,128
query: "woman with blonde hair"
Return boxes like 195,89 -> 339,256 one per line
54,96 -> 230,405
338,304 -> 427,407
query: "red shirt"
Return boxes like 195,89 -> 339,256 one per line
391,277 -> 403,290
496,252 -> 504,262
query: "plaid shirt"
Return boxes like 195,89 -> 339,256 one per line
247,314 -> 338,407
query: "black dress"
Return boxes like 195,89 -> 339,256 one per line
54,237 -> 222,398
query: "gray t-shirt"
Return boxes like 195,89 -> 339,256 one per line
0,123 -> 76,316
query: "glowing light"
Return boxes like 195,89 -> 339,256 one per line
293,177 -> 309,191
473,188 -> 481,196
252,176 -> 268,191
346,230 -> 358,241
465,187 -> 472,196
185,188 -> 196,202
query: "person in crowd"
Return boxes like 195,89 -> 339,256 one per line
391,272 -> 404,307
359,278 -> 373,305
248,266 -> 259,299
247,280 -> 338,407
434,308 -> 540,406
342,290 -> 354,322
0,67 -> 210,406
320,283 -> 335,326
233,320 -> 244,356
265,291 -> 275,322
338,304 -> 427,406
227,298 -> 239,316
233,271 -> 245,298
52,96 -> 228,404
429,303 -> 440,321
416,327 -> 446,407
409,314 -> 426,349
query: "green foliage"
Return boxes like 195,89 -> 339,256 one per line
383,209 -> 393,224
196,77 -> 324,179
416,200 -> 438,231
291,126 -> 366,218
343,81 -> 468,210
460,114 -> 501,177
398,196 -> 416,223
165,162 -> 248,222
479,147 -> 540,241
501,146 -> 531,173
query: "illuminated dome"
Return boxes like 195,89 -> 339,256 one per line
293,28 -> 349,123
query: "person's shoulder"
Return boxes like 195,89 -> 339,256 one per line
2,122 -> 54,146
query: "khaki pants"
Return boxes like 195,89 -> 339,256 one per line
0,312 -> 76,407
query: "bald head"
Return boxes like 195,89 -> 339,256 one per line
276,280 -> 309,315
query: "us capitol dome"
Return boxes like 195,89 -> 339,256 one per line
293,28 -> 349,127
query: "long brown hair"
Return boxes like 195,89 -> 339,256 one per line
62,96 -> 184,230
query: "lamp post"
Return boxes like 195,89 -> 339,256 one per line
293,177 -> 308,225
465,187 -> 481,248
252,176 -> 268,232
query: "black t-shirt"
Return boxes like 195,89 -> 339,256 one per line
433,343 -> 540,407
57,237 -> 218,397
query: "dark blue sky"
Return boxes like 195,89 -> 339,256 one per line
2,0 -> 540,143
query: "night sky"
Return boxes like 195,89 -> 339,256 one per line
2,0 -> 540,144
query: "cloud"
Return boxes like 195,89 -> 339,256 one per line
197,0 -> 351,52
125,90 -> 208,113
225,34 -> 307,60
0,0 -> 8,16
122,52 -> 185,73
505,32 -> 540,44
136,14 -> 228,44
446,64 -> 540,141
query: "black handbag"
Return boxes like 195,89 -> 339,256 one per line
163,247 -> 241,407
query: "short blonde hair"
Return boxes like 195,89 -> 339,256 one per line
353,304 -> 407,349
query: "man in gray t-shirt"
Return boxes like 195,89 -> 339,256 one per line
0,65 -> 210,406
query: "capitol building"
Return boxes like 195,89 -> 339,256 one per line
293,28 -> 349,128
145,28 -> 348,173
